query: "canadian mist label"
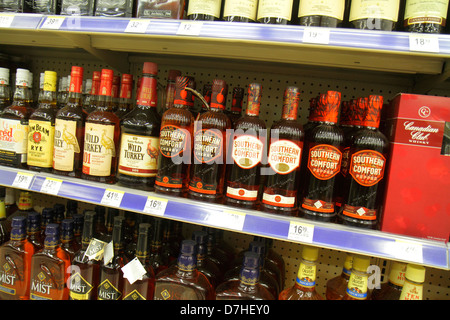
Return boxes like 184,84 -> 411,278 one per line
27,120 -> 54,168
307,144 -> 342,180
118,133 -> 159,177
69,272 -> 93,300
82,123 -> 115,177
349,150 -> 386,187
159,125 -> 189,158
231,135 -> 263,169
268,139 -> 301,174
53,119 -> 79,172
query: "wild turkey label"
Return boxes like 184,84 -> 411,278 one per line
53,119 -> 79,171
27,120 -> 54,168
82,123 -> 115,177
118,133 -> 159,177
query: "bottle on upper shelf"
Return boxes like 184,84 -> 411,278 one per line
94,0 -> 133,17
135,0 -> 185,19
399,264 -> 426,300
163,70 -> 182,113
371,261 -> 406,300
60,218 -> 80,261
0,67 -> 11,111
222,0 -> 258,22
257,0 -> 295,24
0,187 -> 10,245
60,0 -> 95,16
188,0 -> 223,20
297,0 -> 347,27
28,0 -> 60,14
343,254 -> 370,300
114,74 -> 134,119
325,253 -> 352,300
349,0 -> 401,31
403,0 -> 449,33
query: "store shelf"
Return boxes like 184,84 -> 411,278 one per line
1,165 -> 448,270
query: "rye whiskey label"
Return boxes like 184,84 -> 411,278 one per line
268,139 -> 301,174
0,119 -> 28,166
231,135 -> 263,169
118,133 -> 159,177
82,123 -> 115,177
53,119 -> 80,172
307,144 -> 342,180
159,125 -> 189,158
27,120 -> 54,168
193,128 -> 223,163
349,150 -> 386,187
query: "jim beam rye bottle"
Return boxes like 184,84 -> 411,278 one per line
155,76 -> 196,197
299,91 -> 344,222
82,69 -> 121,184
261,87 -> 304,216
188,79 -> 231,203
338,95 -> 389,229
117,62 -> 161,191
225,83 -> 266,210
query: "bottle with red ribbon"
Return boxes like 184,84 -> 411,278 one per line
155,76 -> 196,197
188,79 -> 232,203
81,68 -> 121,184
117,62 -> 161,191
114,73 -> 134,119
338,95 -> 389,229
299,91 -> 344,222
261,86 -> 304,216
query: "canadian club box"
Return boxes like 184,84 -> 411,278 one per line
380,93 -> 450,242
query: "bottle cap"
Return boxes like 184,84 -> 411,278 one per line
61,218 -> 74,231
246,83 -> 262,116
70,66 -> 84,78
39,73 -> 45,89
352,255 -> 370,273
301,246 -> 319,261
180,239 -> 197,255
27,211 -> 41,226
231,86 -> 244,112
243,251 -> 260,269
43,71 -> 57,92
282,86 -> 300,120
84,210 -> 96,222
405,264 -> 426,283
0,67 -> 9,85
355,97 -> 367,126
70,66 -> 84,93
174,76 -> 196,107
249,241 -> 265,256
45,223 -> 60,237
121,73 -> 133,84
138,222 -> 151,235
142,62 -> 158,75
16,68 -> 30,87
12,215 -> 27,228
344,254 -> 353,271
317,91 -> 341,123
72,214 -> 84,231
168,69 -> 181,80
84,79 -> 92,93
41,207 -> 55,221
363,95 -> 383,128
92,71 -> 101,81
192,230 -> 208,244
113,215 -> 125,227
210,78 -> 228,110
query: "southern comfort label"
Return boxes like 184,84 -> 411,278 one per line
159,125 -> 188,158
349,150 -> 386,187
82,123 -> 115,177
53,119 -> 80,172
118,133 -> 159,177
307,144 -> 342,180
27,120 -> 54,168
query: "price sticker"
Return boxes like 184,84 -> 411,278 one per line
176,21 -> 203,36
40,177 -> 63,195
409,34 -> 439,53
41,16 -> 65,30
85,238 -> 108,261
143,196 -> 168,216
122,257 -> 147,285
124,19 -> 150,33
101,189 -> 124,207
103,241 -> 114,265
12,172 -> 34,189
287,221 -> 315,243
0,14 -> 14,28
393,240 -> 423,263
205,210 -> 246,231
303,27 -> 330,45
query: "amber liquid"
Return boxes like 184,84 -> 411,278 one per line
122,263 -> 155,300
279,283 -> 323,300
216,279 -> 275,300
326,270 -> 350,300
69,252 -> 100,300
98,250 -> 128,300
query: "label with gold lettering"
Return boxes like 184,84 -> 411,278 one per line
118,133 -> 159,177
399,279 -> 423,300
346,272 -> 368,300
296,261 -> 317,288
349,150 -> 386,187
82,123 -> 115,177
27,120 -> 54,168
53,119 -> 80,172
0,118 -> 28,166
307,144 -> 342,180
159,125 -> 189,158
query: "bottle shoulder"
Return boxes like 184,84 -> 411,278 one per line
352,128 -> 389,151
309,123 -> 344,145
234,115 -> 266,131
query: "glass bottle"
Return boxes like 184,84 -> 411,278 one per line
94,0 -> 133,17
6,191 -> 34,226
29,0 -> 59,14
188,0 -> 222,20
98,216 -> 129,300
53,66 -> 86,178
53,203 -> 65,224
5,188 -> 17,218
135,0 -> 185,19
0,67 -> 11,111
104,207 -> 119,242
117,62 -> 161,191
0,216 -> 36,300
349,0 -> 401,31
72,213 -> 84,246
29,224 -> 71,300
399,264 -> 426,300
93,205 -> 108,242
81,68 -> 121,184
403,0 -> 449,33
82,79 -> 92,110
0,187 -> 10,245
188,79 -> 231,203
83,71 -> 100,114
371,261 -> 406,300
155,76 -> 196,197
122,223 -> 155,300
338,95 -> 389,229
216,251 -> 275,300
114,74 -> 134,119
254,236 -> 285,289
60,218 -> 81,261
60,0 -> 95,15
326,253 -> 352,300
298,0 -> 346,27
148,218 -> 169,275
27,70 -> 58,173
40,208 -> 54,240
0,68 -> 34,169
299,91 -> 343,223
257,0 -> 294,24
226,86 -> 244,127
26,211 -> 43,251
0,0 -> 27,12
154,239 -> 215,300
192,230 -> 223,288
66,199 -> 78,218
261,86 -> 304,216
199,83 -> 212,116
225,83 -> 266,210
343,255 -> 370,300
164,70 -> 181,113
223,0 -> 258,22
56,77 -> 67,110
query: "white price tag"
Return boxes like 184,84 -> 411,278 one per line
287,221 -> 314,243
84,238 -> 108,261
103,241 -> 114,265
0,14 -> 14,28
205,210 -> 246,231
101,189 -> 124,207
176,21 -> 203,36
143,196 -> 168,216
41,16 -> 65,30
393,240 -> 423,263
409,34 -> 439,53
122,257 -> 147,285
124,19 -> 150,33
40,177 -> 63,195
303,27 -> 330,45
12,172 -> 34,189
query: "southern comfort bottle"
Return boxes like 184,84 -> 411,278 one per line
261,86 -> 304,216
155,76 -> 196,197
225,83 -> 266,210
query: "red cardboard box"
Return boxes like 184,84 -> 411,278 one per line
380,93 -> 450,242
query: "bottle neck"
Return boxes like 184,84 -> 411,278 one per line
177,253 -> 197,273
239,266 -> 259,287
12,86 -> 29,105
136,74 -> 157,109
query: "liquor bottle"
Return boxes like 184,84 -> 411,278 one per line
6,191 -> 34,225
114,74 -> 134,119
0,216 -> 36,300
27,70 -> 58,173
83,71 -> 100,114
135,0 -> 185,19
122,223 -> 155,300
0,187 -> 10,245
223,0 -> 258,22
227,86 -> 244,127
68,211 -> 100,300
343,255 -> 370,300
60,0 -> 95,15
161,220 -> 179,264
40,208 -> 54,240
5,188 -> 17,218
199,83 -> 212,115
325,253 -> 352,300
26,211 -> 43,251
225,83 -> 266,210
399,264 -> 426,300
148,218 -> 169,275
154,239 -> 215,300
94,0 -> 133,17
279,246 -> 323,300
299,91 -> 344,222
403,0 -> 449,33
104,207 -> 119,242
188,79 -> 231,203
155,76 -> 196,197
53,203 -> 65,224
82,69 -> 121,184
192,230 -> 223,288
0,67 -> 11,111
188,0 -> 222,20
117,62 -> 161,191
66,199 -> 78,218
255,237 -> 285,289
164,70 -> 181,113
298,0 -> 346,27
60,218 -> 81,261
0,68 -> 34,169
338,95 -> 389,229
53,66 -> 86,178
216,252 -> 275,300
56,77 -> 67,109
349,0 -> 401,31
371,261 -> 406,300
29,224 -> 71,300
94,205 -> 108,241
82,79 -> 92,110
29,0 -> 59,13
72,213 -> 83,245
261,86 -> 304,216
257,0 -> 294,24
98,216 -> 129,300
204,228 -> 231,273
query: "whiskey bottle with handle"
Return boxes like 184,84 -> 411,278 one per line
399,264 -> 425,300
